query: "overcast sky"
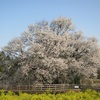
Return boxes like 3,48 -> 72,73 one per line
0,0 -> 100,49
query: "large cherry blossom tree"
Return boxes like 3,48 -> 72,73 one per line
2,17 -> 100,85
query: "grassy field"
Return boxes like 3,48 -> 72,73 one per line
0,89 -> 100,100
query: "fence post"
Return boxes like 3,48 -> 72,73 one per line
10,85 -> 12,90
55,84 -> 56,91
19,85 -> 20,91
40,84 -> 42,91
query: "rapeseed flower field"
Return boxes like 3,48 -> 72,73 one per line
0,89 -> 100,100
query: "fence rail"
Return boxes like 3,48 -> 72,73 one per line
0,84 -> 100,93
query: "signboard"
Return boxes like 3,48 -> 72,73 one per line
74,85 -> 79,89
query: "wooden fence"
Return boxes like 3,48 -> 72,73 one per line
0,84 -> 100,93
